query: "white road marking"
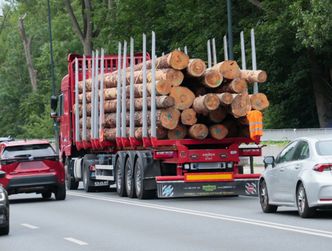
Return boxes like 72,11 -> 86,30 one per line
21,223 -> 39,229
64,237 -> 88,246
68,191 -> 332,239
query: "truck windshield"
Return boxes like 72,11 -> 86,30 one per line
316,140 -> 332,156
2,144 -> 56,159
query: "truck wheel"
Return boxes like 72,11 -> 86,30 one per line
115,154 -> 127,197
55,184 -> 66,200
65,158 -> 79,190
125,156 -> 136,198
41,192 -> 52,199
259,180 -> 277,213
134,154 -> 155,199
82,162 -> 94,192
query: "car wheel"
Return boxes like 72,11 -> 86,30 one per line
125,157 -> 136,198
259,180 -> 278,213
296,183 -> 315,218
55,184 -> 66,200
115,155 -> 127,197
41,192 -> 52,199
134,155 -> 155,199
0,224 -> 9,235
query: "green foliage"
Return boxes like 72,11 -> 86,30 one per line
0,0 -> 331,140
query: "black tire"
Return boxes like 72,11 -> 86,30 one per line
65,158 -> 79,190
55,184 -> 66,200
82,161 -> 94,192
297,183 -> 316,218
0,224 -> 9,235
125,156 -> 136,198
115,154 -> 127,197
259,180 -> 278,213
134,154 -> 155,199
41,192 -> 52,199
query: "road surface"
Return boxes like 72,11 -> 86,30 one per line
0,188 -> 331,251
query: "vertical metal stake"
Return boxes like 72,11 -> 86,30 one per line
82,55 -> 87,141
142,34 -> 148,138
223,35 -> 228,60
212,38 -> 217,65
99,48 -> 105,140
121,41 -> 127,138
129,37 -> 135,138
116,43 -> 122,138
240,31 -> 247,70
91,51 -> 95,139
207,40 -> 212,68
74,57 -> 80,143
251,28 -> 258,93
151,31 -> 157,138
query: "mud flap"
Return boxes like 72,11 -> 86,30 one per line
234,179 -> 259,197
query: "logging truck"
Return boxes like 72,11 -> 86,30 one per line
51,40 -> 267,199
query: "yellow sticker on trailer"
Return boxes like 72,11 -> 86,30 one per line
185,173 -> 233,182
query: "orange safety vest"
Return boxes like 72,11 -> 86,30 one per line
247,110 -> 263,141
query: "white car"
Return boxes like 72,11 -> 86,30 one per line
259,136 -> 332,218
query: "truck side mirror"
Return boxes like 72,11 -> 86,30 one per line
263,156 -> 275,168
51,95 -> 58,111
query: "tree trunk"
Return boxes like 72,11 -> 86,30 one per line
18,14 -> 37,92
181,108 -> 197,125
250,93 -> 269,111
213,60 -> 241,80
167,124 -> 187,139
208,106 -> 227,123
169,86 -> 195,110
202,69 -> 223,88
231,93 -> 252,118
240,70 -> 267,83
186,59 -> 206,77
103,126 -> 167,140
217,92 -> 234,106
217,78 -> 248,93
188,124 -> 209,140
209,124 -> 229,140
193,94 -> 220,114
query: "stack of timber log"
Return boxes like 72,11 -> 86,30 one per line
77,49 -> 269,141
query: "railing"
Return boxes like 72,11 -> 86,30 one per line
262,128 -> 332,141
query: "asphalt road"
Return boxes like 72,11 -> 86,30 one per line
1,188 -> 332,251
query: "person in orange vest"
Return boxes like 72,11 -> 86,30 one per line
247,110 -> 263,141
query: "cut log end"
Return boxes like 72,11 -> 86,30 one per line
167,50 -> 190,70
189,124 -> 209,140
240,70 -> 267,83
203,69 -> 223,88
160,108 -> 181,130
209,124 -> 229,140
181,108 -> 197,126
167,124 -> 187,139
187,59 -> 207,77
209,106 -> 227,123
214,60 -> 241,80
170,86 -> 195,110
231,94 -> 252,118
217,92 -> 234,106
250,93 -> 270,111
203,94 -> 220,111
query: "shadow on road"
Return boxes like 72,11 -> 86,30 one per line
277,209 -> 332,219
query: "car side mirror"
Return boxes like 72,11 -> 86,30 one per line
264,156 -> 275,168
50,95 -> 58,111
0,171 -> 6,179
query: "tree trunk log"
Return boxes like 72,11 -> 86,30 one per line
209,124 -> 229,140
217,92 -> 234,106
181,108 -> 197,126
103,126 -> 167,141
188,124 -> 209,140
213,60 -> 241,80
240,70 -> 267,83
167,124 -> 187,139
231,94 -> 252,118
202,69 -> 223,88
208,106 -> 227,123
186,59 -> 206,77
250,93 -> 269,111
193,94 -> 220,114
217,78 -> 248,93
169,86 -> 195,110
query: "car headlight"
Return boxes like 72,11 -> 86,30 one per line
0,192 -> 5,202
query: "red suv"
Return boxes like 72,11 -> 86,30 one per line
0,140 -> 66,200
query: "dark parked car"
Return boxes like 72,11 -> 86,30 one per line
0,140 -> 66,200
0,171 -> 9,235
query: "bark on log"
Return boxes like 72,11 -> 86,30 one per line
167,124 -> 187,140
213,60 -> 241,80
193,94 -> 220,115
202,69 -> 223,88
103,126 -> 167,141
217,78 -> 248,93
209,124 -> 229,140
80,95 -> 174,114
208,106 -> 228,123
186,59 -> 206,77
169,86 -> 195,110
217,92 -> 234,106
250,93 -> 269,111
181,108 -> 197,126
240,70 -> 267,83
133,50 -> 189,71
231,94 -> 252,118
188,124 -> 209,140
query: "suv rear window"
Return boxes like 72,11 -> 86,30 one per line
316,140 -> 332,156
2,144 -> 56,159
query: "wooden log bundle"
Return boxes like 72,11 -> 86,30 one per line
76,51 -> 269,141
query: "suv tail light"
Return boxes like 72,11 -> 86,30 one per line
313,163 -> 332,172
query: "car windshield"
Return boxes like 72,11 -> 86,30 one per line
2,144 -> 56,159
316,140 -> 332,156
